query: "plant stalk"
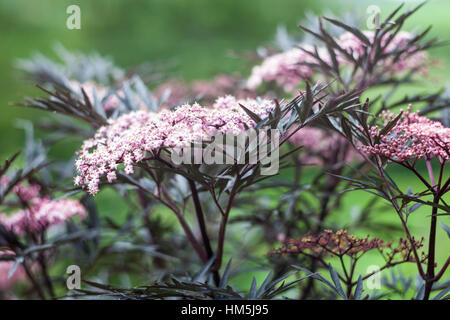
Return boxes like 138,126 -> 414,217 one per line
188,178 -> 220,286
423,194 -> 439,300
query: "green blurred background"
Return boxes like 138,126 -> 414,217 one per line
0,0 -> 448,293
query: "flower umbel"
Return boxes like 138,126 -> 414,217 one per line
75,95 -> 276,194
360,106 -> 450,163
0,181 -> 86,235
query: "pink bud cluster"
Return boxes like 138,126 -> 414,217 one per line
360,106 -> 450,162
270,229 -> 424,261
247,31 -> 428,92
75,96 -> 276,194
289,126 -> 359,166
0,181 -> 87,235
0,251 -> 26,291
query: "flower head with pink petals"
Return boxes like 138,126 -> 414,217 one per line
75,96 -> 276,194
360,106 -> 450,163
0,181 -> 86,235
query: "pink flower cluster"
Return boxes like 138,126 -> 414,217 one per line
247,45 -> 318,92
0,251 -> 26,291
339,31 -> 428,74
0,181 -> 87,235
289,126 -> 359,166
360,106 -> 450,162
247,31 -> 428,92
75,96 -> 276,194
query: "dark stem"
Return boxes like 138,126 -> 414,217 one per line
213,177 -> 240,274
38,254 -> 55,299
346,259 -> 357,298
213,209 -> 230,273
301,172 -> 340,299
433,256 -> 450,282
160,183 -> 208,264
122,170 -> 207,264
173,208 -> 208,264
38,233 -> 55,299
423,194 -> 439,300
374,158 -> 426,278
188,178 -> 220,286
138,191 -> 167,269
23,260 -> 46,300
